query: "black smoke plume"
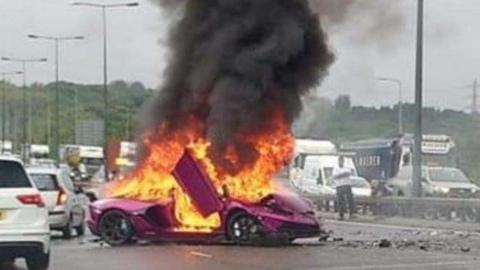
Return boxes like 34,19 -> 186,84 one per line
146,0 -> 334,174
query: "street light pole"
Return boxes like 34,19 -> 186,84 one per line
0,71 -> 23,153
28,34 -> 84,166
412,0 -> 424,198
378,78 -> 403,134
72,1 -> 139,181
1,57 -> 47,162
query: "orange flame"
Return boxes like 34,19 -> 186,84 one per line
107,109 -> 294,232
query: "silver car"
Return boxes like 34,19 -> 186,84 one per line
387,166 -> 479,198
27,167 -> 86,238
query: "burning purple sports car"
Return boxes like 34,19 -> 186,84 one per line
87,152 -> 321,246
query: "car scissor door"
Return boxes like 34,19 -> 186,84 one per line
172,151 -> 223,217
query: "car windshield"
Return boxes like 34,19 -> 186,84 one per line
30,173 -> 59,191
0,161 -> 31,188
428,168 -> 470,183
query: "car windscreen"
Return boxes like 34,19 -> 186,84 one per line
30,173 -> 59,191
0,161 -> 32,188
428,168 -> 469,183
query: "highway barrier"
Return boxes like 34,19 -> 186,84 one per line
306,194 -> 480,223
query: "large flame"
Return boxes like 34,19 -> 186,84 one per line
107,109 -> 294,232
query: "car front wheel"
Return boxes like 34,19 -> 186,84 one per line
26,252 -> 50,270
99,210 -> 134,246
227,212 -> 264,245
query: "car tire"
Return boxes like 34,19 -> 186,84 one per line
62,219 -> 73,239
227,212 -> 263,245
99,210 -> 134,246
26,252 -> 50,270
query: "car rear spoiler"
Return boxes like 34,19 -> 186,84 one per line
172,151 -> 223,217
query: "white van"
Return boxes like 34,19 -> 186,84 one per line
294,154 -> 372,198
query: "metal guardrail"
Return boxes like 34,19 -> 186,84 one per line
306,195 -> 480,223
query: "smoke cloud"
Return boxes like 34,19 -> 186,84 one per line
145,0 -> 334,174
153,0 -> 405,47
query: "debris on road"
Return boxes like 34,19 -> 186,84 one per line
190,251 -> 213,259
377,239 -> 392,248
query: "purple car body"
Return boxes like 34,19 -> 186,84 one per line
87,152 -> 321,245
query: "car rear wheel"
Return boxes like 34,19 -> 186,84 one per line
99,210 -> 134,246
26,252 -> 50,270
227,213 -> 263,245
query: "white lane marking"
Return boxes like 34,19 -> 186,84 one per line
190,251 -> 213,259
315,260 -> 480,270
324,219 -> 480,236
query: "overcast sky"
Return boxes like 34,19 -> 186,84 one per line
1,0 -> 480,111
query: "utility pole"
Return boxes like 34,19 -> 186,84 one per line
473,79 -> 478,115
412,0 -> 424,198
28,34 -> 84,166
0,71 -> 23,153
1,57 -> 47,162
72,1 -> 139,181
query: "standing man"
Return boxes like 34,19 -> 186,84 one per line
332,156 -> 356,220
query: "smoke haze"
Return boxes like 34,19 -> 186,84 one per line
145,0 -> 334,174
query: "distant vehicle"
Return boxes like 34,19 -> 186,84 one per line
88,152 -> 321,246
290,139 -> 336,184
292,154 -> 371,198
340,138 -> 407,181
60,145 -> 104,181
341,134 -> 462,183
0,156 -> 50,270
386,166 -> 479,198
24,144 -> 50,161
27,166 -> 86,239
0,140 -> 13,154
421,134 -> 461,168
29,159 -> 56,168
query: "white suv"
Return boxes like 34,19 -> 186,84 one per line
0,157 -> 50,270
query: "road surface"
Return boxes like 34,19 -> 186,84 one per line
5,220 -> 480,270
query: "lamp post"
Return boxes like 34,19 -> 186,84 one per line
72,1 -> 139,181
378,78 -> 403,134
412,0 -> 424,198
1,57 -> 47,161
0,71 -> 23,153
28,34 -> 84,167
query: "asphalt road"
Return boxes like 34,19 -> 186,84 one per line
5,220 -> 480,270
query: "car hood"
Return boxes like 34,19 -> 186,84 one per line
268,192 -> 314,214
431,181 -> 478,189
